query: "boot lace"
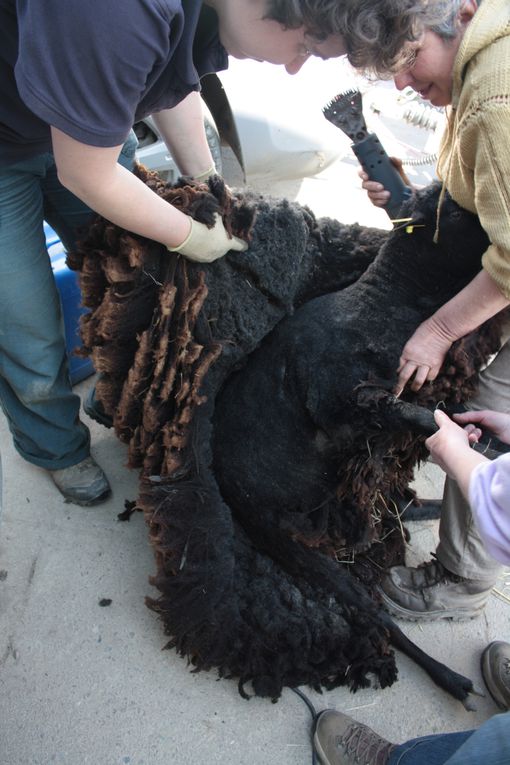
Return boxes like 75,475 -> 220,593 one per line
339,723 -> 394,765
416,553 -> 464,585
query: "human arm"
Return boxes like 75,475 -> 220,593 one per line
395,268 -> 510,394
51,127 -> 246,260
426,409 -> 510,564
469,453 -> 510,565
52,127 -> 191,246
152,92 -> 216,180
396,69 -> 510,391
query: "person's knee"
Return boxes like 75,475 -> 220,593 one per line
21,375 -> 68,406
483,711 -> 510,737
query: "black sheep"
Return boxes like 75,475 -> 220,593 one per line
212,184 -> 504,553
71,171 -> 504,707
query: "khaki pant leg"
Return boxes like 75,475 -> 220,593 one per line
436,329 -> 510,581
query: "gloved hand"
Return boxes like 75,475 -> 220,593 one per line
168,212 -> 248,263
193,164 -> 217,182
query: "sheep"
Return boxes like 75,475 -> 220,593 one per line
70,168 -> 505,707
212,183 -> 505,553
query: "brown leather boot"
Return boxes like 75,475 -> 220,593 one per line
481,641 -> 510,710
314,710 -> 395,765
378,556 -> 493,621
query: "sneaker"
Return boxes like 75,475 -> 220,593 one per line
378,556 -> 493,621
83,386 -> 113,429
50,456 -> 111,506
314,709 -> 395,765
481,641 -> 510,710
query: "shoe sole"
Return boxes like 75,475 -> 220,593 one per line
481,643 -> 510,710
312,731 -> 329,765
83,389 -> 113,429
83,403 -> 113,429
377,587 -> 485,622
61,487 -> 112,507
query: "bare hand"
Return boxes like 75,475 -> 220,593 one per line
395,318 -> 454,395
425,409 -> 490,497
359,157 -> 413,209
453,410 -> 510,446
359,169 -> 390,208
425,410 -> 471,474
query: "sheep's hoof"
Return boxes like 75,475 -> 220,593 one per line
462,685 -> 485,712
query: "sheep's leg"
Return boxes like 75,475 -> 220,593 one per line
238,516 -> 477,706
366,393 -> 510,456
380,613 -> 481,709
378,395 -> 436,435
374,395 -> 510,457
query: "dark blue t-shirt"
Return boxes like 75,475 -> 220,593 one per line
0,0 -> 228,165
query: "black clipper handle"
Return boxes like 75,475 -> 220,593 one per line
352,132 -> 413,220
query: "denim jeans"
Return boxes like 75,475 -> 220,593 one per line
0,132 -> 137,469
388,712 -> 510,765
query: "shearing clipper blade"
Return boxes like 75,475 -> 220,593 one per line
322,89 -> 368,142
323,88 -> 413,221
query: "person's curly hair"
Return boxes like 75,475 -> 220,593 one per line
265,0 -> 466,76
340,0 -> 466,76
264,0 -> 354,39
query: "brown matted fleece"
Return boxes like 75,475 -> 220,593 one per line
68,166 -> 505,705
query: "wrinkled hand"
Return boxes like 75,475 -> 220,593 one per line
359,157 -> 413,209
453,409 -> 510,446
395,318 -> 454,395
425,410 -> 472,475
169,212 -> 248,263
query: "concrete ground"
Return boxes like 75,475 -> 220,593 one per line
1,146 -> 509,765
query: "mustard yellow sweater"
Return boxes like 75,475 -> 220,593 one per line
436,0 -> 510,299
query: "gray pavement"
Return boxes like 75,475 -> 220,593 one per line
1,151 -> 509,765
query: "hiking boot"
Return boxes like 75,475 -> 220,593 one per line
314,709 -> 395,765
378,556 -> 493,621
83,386 -> 113,429
50,456 -> 111,506
481,641 -> 510,710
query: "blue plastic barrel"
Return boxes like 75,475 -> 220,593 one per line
45,222 -> 95,385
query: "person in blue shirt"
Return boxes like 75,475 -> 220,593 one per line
0,1 -> 347,506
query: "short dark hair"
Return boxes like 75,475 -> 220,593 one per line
264,0 -> 349,41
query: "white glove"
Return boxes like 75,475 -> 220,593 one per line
168,213 -> 248,263
193,164 -> 217,182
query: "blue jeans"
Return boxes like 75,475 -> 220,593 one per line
388,712 -> 510,765
0,132 -> 137,469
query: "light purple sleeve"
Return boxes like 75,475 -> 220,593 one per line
469,453 -> 510,565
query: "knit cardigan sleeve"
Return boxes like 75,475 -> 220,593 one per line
436,27 -> 510,300
457,101 -> 510,300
